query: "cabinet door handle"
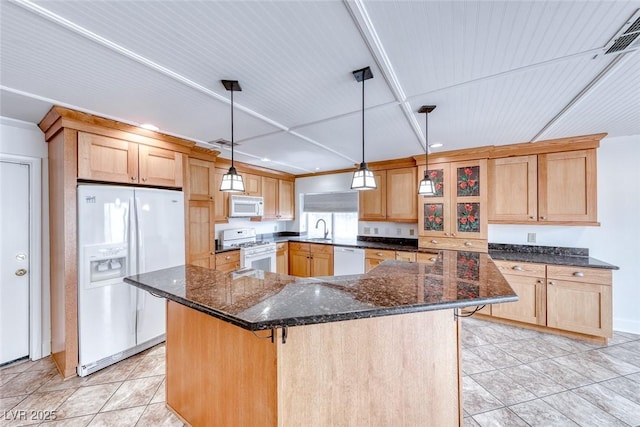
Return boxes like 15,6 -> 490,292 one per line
452,233 -> 457,236
131,176 -> 137,181
529,216 -> 535,219
548,281 -> 555,285
537,280 -> 544,284
464,242 -> 473,247
573,271 -> 584,277
444,232 -> 448,236
512,265 -> 523,271
540,216 -> 546,220
430,240 -> 438,244
142,177 -> 147,182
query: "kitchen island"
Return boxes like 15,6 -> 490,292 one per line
125,250 -> 516,427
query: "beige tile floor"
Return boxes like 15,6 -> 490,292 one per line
1,317 -> 639,426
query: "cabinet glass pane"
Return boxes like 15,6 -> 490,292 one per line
457,166 -> 480,196
423,203 -> 444,231
424,169 -> 444,197
457,203 -> 481,233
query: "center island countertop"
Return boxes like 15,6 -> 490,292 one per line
124,249 -> 517,332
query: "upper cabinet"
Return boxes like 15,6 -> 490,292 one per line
188,158 -> 216,201
359,166 -> 417,223
78,132 -> 183,188
262,177 -> 295,220
418,159 -> 488,252
489,134 -> 602,226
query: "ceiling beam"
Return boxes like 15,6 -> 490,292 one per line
344,0 -> 427,152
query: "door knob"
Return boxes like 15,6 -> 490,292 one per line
15,269 -> 27,276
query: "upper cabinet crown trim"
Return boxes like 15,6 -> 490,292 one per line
38,105 -> 196,154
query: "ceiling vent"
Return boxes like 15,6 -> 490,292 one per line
208,138 -> 239,148
604,9 -> 640,54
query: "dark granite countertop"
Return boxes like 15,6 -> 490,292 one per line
488,244 -> 619,270
124,251 -> 516,331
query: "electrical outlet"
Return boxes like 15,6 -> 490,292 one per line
396,228 -> 402,235
409,229 -> 415,236
527,232 -> 536,243
374,227 -> 379,235
364,227 -> 370,234
273,225 -> 278,231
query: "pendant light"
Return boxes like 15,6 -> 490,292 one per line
219,79 -> 245,192
418,105 -> 437,195
350,66 -> 376,191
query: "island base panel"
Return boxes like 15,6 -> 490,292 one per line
166,300 -> 461,426
166,301 -> 278,427
277,310 -> 461,427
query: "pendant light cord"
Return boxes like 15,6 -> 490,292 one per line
230,88 -> 235,167
361,74 -> 365,163
424,110 -> 428,168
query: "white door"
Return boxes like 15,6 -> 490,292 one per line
134,188 -> 185,344
0,161 -> 30,365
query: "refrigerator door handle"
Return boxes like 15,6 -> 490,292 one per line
134,196 -> 146,274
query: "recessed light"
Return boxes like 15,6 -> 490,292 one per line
315,167 -> 320,171
140,123 -> 159,131
429,143 -> 443,148
261,157 -> 270,162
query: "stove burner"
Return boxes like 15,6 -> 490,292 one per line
228,241 -> 271,249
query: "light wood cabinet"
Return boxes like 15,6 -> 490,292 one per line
546,265 -> 612,337
215,251 -> 240,272
488,155 -> 538,222
488,149 -> 598,225
484,260 -> 612,342
186,157 -> 216,268
365,249 -> 396,272
395,251 -> 417,262
359,167 -> 417,222
418,159 -> 488,252
214,167 -> 230,223
491,260 -> 546,325
262,177 -> 295,220
243,173 -> 262,196
539,150 -> 597,224
276,242 -> 288,274
386,168 -> 418,221
288,242 -> 333,277
78,132 -> 183,187
359,170 -> 386,220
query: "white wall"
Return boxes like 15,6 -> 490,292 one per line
0,117 -> 50,357
490,134 -> 640,334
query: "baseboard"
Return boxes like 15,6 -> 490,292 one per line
613,318 -> 640,335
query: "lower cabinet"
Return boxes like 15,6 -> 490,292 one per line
489,260 -> 612,340
288,243 -> 333,277
215,251 -> 240,272
492,261 -> 546,325
546,265 -> 612,337
365,249 -> 396,272
276,242 -> 288,275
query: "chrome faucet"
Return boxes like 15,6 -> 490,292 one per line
315,219 -> 329,239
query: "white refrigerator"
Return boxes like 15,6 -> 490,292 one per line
77,184 -> 185,376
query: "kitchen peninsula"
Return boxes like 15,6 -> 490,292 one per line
125,250 -> 516,426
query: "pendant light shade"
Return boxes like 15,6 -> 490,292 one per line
351,66 -> 376,191
219,79 -> 245,193
418,105 -> 436,195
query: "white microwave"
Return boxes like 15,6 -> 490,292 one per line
229,195 -> 264,217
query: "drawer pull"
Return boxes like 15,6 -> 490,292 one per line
430,240 -> 438,244
444,232 -> 448,236
540,216 -> 546,220
429,257 -> 436,262
573,271 -> 584,277
537,280 -> 544,284
225,256 -> 231,260
529,216 -> 535,219
512,265 -> 523,271
548,281 -> 556,285
376,252 -> 383,256
452,233 -> 457,237
464,242 -> 473,247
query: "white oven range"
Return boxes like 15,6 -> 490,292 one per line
220,228 -> 276,273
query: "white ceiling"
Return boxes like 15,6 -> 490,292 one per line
1,0 -> 639,175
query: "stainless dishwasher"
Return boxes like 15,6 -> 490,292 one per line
333,246 -> 365,275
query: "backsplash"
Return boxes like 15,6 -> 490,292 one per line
358,221 -> 419,239
489,243 -> 589,257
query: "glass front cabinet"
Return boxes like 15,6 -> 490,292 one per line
418,159 -> 488,252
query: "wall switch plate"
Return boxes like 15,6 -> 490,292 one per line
527,232 -> 536,243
